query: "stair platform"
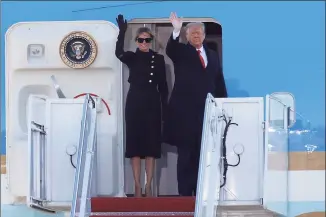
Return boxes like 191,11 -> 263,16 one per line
90,197 -> 280,217
91,197 -> 195,212
91,197 -> 194,217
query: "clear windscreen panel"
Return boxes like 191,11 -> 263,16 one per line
264,95 -> 289,216
288,110 -> 323,173
70,95 -> 97,217
289,112 -> 315,153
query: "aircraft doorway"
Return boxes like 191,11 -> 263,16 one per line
122,18 -> 223,196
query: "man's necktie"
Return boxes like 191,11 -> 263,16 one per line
197,50 -> 206,68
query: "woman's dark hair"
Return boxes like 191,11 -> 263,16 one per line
134,27 -> 154,41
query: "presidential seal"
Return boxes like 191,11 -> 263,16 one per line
59,31 -> 98,69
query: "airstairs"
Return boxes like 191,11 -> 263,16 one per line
33,93 -> 289,217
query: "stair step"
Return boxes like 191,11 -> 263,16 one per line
90,212 -> 193,217
91,197 -> 195,212
90,216 -> 192,217
216,205 -> 280,217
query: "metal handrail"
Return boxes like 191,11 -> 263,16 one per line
195,93 -> 223,217
269,94 -> 309,123
70,94 -> 97,217
29,121 -> 47,203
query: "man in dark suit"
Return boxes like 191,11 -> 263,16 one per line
163,12 -> 227,196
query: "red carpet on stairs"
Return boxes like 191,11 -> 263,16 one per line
91,216 -> 192,217
91,197 -> 195,217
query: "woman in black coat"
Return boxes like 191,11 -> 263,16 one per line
115,14 -> 168,197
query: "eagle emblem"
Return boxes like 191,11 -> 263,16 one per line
59,31 -> 97,69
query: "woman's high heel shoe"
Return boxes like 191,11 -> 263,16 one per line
134,186 -> 142,197
145,184 -> 152,197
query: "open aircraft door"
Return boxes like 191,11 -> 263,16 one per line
263,93 -> 296,216
5,20 -> 125,206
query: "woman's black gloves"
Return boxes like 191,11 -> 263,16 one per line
116,14 -> 128,33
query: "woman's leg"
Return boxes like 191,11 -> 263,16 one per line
131,157 -> 142,197
145,157 -> 155,197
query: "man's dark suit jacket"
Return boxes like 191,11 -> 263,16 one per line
163,33 -> 227,149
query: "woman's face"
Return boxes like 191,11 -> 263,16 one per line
136,32 -> 152,52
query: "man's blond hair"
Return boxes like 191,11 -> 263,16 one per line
185,22 -> 206,35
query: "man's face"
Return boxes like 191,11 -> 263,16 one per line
187,26 -> 205,49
